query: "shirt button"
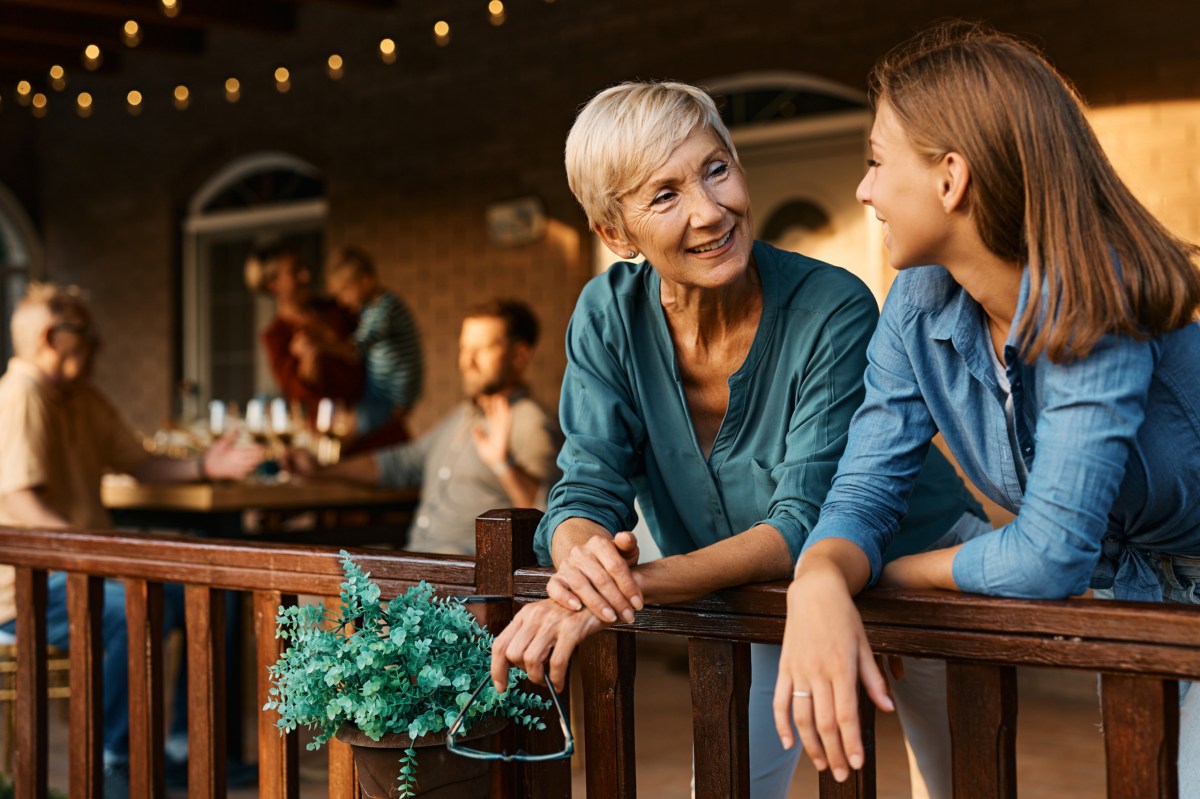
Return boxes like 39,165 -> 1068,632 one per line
1022,446 -> 1033,455
438,467 -> 451,480
417,515 -> 430,528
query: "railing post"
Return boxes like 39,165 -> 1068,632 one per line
185,584 -> 228,799
1101,674 -> 1179,799
947,662 -> 1016,799
255,590 -> 300,799
126,578 -> 166,799
580,630 -> 637,799
688,637 -> 750,799
67,573 -> 104,799
475,508 -> 570,799
14,567 -> 48,799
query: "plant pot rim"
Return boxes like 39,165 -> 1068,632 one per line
335,713 -> 508,750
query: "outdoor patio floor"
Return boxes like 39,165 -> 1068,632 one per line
19,634 -> 1107,797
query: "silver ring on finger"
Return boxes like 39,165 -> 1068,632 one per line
792,690 -> 812,699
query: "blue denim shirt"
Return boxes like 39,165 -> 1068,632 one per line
533,242 -> 982,567
806,264 -> 1200,601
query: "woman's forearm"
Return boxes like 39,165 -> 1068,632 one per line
633,523 -> 792,606
877,545 -> 962,591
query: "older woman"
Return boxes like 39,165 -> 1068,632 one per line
490,81 -> 987,797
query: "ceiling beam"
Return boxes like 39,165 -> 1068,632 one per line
0,7 -> 204,55
0,0 -> 295,34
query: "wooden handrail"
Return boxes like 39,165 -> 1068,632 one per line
3,511 -> 1197,798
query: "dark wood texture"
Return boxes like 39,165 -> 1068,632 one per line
816,683 -> 877,799
688,638 -> 750,799
14,567 -> 48,799
1102,674 -> 1179,799
185,584 -> 227,799
947,662 -> 1017,799
66,573 -> 103,799
580,630 -> 638,799
255,590 -> 299,799
125,578 -> 165,799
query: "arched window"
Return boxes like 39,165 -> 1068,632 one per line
182,152 -> 326,409
0,184 -> 43,366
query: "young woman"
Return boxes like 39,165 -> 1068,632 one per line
774,22 -> 1200,787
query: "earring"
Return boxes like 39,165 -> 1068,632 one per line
626,250 -> 637,259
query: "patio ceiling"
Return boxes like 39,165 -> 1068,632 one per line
0,0 -> 393,84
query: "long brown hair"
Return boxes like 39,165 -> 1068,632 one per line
870,21 -> 1200,363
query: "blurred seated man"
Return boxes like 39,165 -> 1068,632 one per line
244,242 -> 365,413
0,283 -> 262,796
325,247 -> 424,449
290,299 -> 562,555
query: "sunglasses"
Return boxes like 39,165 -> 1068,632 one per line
445,596 -> 574,763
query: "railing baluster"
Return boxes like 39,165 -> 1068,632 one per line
126,578 -> 165,799
327,736 -> 357,799
67,573 -> 104,798
1101,674 -> 1179,799
946,661 -> 1016,799
255,590 -> 299,799
14,567 -> 48,799
580,630 -> 637,798
688,637 -> 750,799
185,584 -> 228,799
816,682 -> 877,799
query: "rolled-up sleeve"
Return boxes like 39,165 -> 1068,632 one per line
757,285 -> 878,561
533,301 -> 646,565
802,287 -> 940,582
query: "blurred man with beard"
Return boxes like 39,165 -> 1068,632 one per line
290,299 -> 562,554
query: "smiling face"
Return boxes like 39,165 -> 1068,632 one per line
267,252 -> 312,304
606,126 -> 754,291
856,101 -> 953,270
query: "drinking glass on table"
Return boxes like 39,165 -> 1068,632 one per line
270,397 -> 294,449
314,397 -> 343,466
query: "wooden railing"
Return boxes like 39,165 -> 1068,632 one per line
3,508 -> 1198,798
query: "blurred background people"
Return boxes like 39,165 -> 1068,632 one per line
244,241 -> 364,414
0,283 -> 262,796
326,246 -> 424,449
289,299 -> 561,555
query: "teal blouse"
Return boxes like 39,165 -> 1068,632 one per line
533,241 -> 981,566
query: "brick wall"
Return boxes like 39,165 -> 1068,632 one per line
1,0 -> 1198,432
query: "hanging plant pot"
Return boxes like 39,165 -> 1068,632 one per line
336,715 -> 508,799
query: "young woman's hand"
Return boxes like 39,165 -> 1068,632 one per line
490,599 -> 608,693
772,546 -> 893,783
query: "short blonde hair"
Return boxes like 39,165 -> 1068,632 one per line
565,81 -> 737,240
11,282 -> 92,358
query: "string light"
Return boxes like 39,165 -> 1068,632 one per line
433,21 -> 451,47
160,0 -> 181,19
173,85 -> 189,110
31,92 -> 47,118
16,81 -> 32,107
122,20 -> 142,47
76,92 -> 93,118
224,77 -> 240,103
378,38 -> 396,65
488,1 -> 506,26
127,90 -> 142,115
49,65 -> 67,92
274,67 -> 290,93
327,54 -> 344,80
83,44 -> 103,71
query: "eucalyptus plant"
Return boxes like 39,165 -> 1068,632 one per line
264,551 -> 548,797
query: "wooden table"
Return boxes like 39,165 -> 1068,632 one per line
102,475 -> 420,545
